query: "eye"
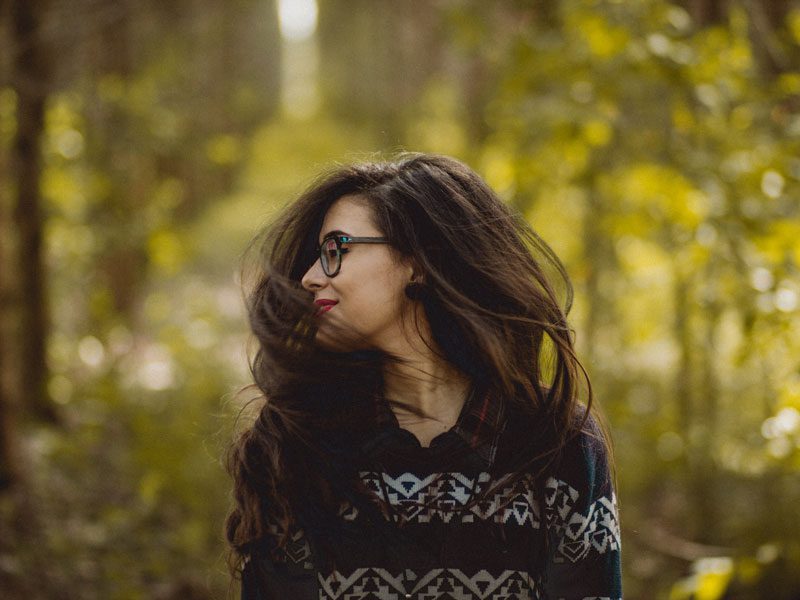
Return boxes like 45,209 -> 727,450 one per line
322,238 -> 338,258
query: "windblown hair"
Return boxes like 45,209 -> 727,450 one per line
225,153 -> 608,578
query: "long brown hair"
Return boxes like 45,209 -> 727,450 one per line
225,153 -> 608,576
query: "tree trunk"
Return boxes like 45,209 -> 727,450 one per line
10,0 -> 57,424
676,0 -> 728,26
317,0 -> 442,144
673,269 -> 698,537
0,211 -> 19,492
693,287 -> 721,543
582,189 -> 604,369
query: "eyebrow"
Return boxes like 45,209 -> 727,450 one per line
318,229 -> 350,244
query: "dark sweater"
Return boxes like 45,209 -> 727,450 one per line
241,386 -> 622,599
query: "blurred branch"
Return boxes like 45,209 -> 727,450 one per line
640,519 -> 734,561
744,0 -> 792,79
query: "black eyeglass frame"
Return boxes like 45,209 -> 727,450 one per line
315,234 -> 390,277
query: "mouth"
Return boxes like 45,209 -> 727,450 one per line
314,300 -> 338,316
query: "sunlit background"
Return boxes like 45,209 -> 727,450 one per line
1,0 -> 799,598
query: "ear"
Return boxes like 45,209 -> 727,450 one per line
401,255 -> 424,284
400,256 -> 423,283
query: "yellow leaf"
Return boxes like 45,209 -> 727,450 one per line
148,230 -> 185,275
575,14 -> 630,59
788,9 -> 800,44
583,119 -> 612,147
694,557 -> 734,600
206,134 -> 242,165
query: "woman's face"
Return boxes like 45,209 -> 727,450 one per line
301,194 -> 415,350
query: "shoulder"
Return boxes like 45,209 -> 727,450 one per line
555,408 -> 614,497
497,401 -> 617,524
499,402 -> 613,478
543,408 -> 620,553
541,409 -> 623,594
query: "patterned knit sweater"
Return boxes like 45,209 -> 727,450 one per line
241,386 -> 622,600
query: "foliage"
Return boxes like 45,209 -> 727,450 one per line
1,0 -> 798,598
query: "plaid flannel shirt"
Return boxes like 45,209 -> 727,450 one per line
361,381 -> 506,470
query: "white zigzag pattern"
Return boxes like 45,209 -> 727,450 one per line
346,471 -> 621,564
271,472 -> 620,574
356,471 -> 541,526
544,478 -> 621,564
318,567 -> 543,599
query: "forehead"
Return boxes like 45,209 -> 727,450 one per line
318,194 -> 380,240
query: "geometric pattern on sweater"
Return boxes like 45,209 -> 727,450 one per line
264,526 -> 314,570
255,470 -> 620,583
348,471 -> 540,526
341,472 -> 620,566
318,567 -> 544,599
543,478 -> 621,564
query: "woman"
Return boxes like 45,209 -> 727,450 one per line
226,153 -> 622,599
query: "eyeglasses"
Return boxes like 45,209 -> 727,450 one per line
315,234 -> 389,277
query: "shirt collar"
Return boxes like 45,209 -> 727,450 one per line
363,382 -> 505,470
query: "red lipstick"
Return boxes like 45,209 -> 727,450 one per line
314,299 -> 338,315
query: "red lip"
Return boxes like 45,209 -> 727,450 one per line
314,299 -> 338,316
314,299 -> 338,306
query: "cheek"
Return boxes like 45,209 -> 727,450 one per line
362,275 -> 404,315
379,263 -> 409,304
347,267 -> 407,326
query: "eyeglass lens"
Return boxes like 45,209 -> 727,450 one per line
320,238 -> 339,275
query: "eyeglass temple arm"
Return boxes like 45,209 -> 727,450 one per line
338,236 -> 389,243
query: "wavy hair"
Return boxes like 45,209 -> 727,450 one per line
225,153 -> 609,578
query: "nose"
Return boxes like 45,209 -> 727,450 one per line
301,257 -> 328,292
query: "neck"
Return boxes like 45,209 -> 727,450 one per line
379,310 -> 471,427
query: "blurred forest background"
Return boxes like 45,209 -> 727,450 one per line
0,0 -> 799,598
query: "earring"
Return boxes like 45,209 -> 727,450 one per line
404,280 -> 426,301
